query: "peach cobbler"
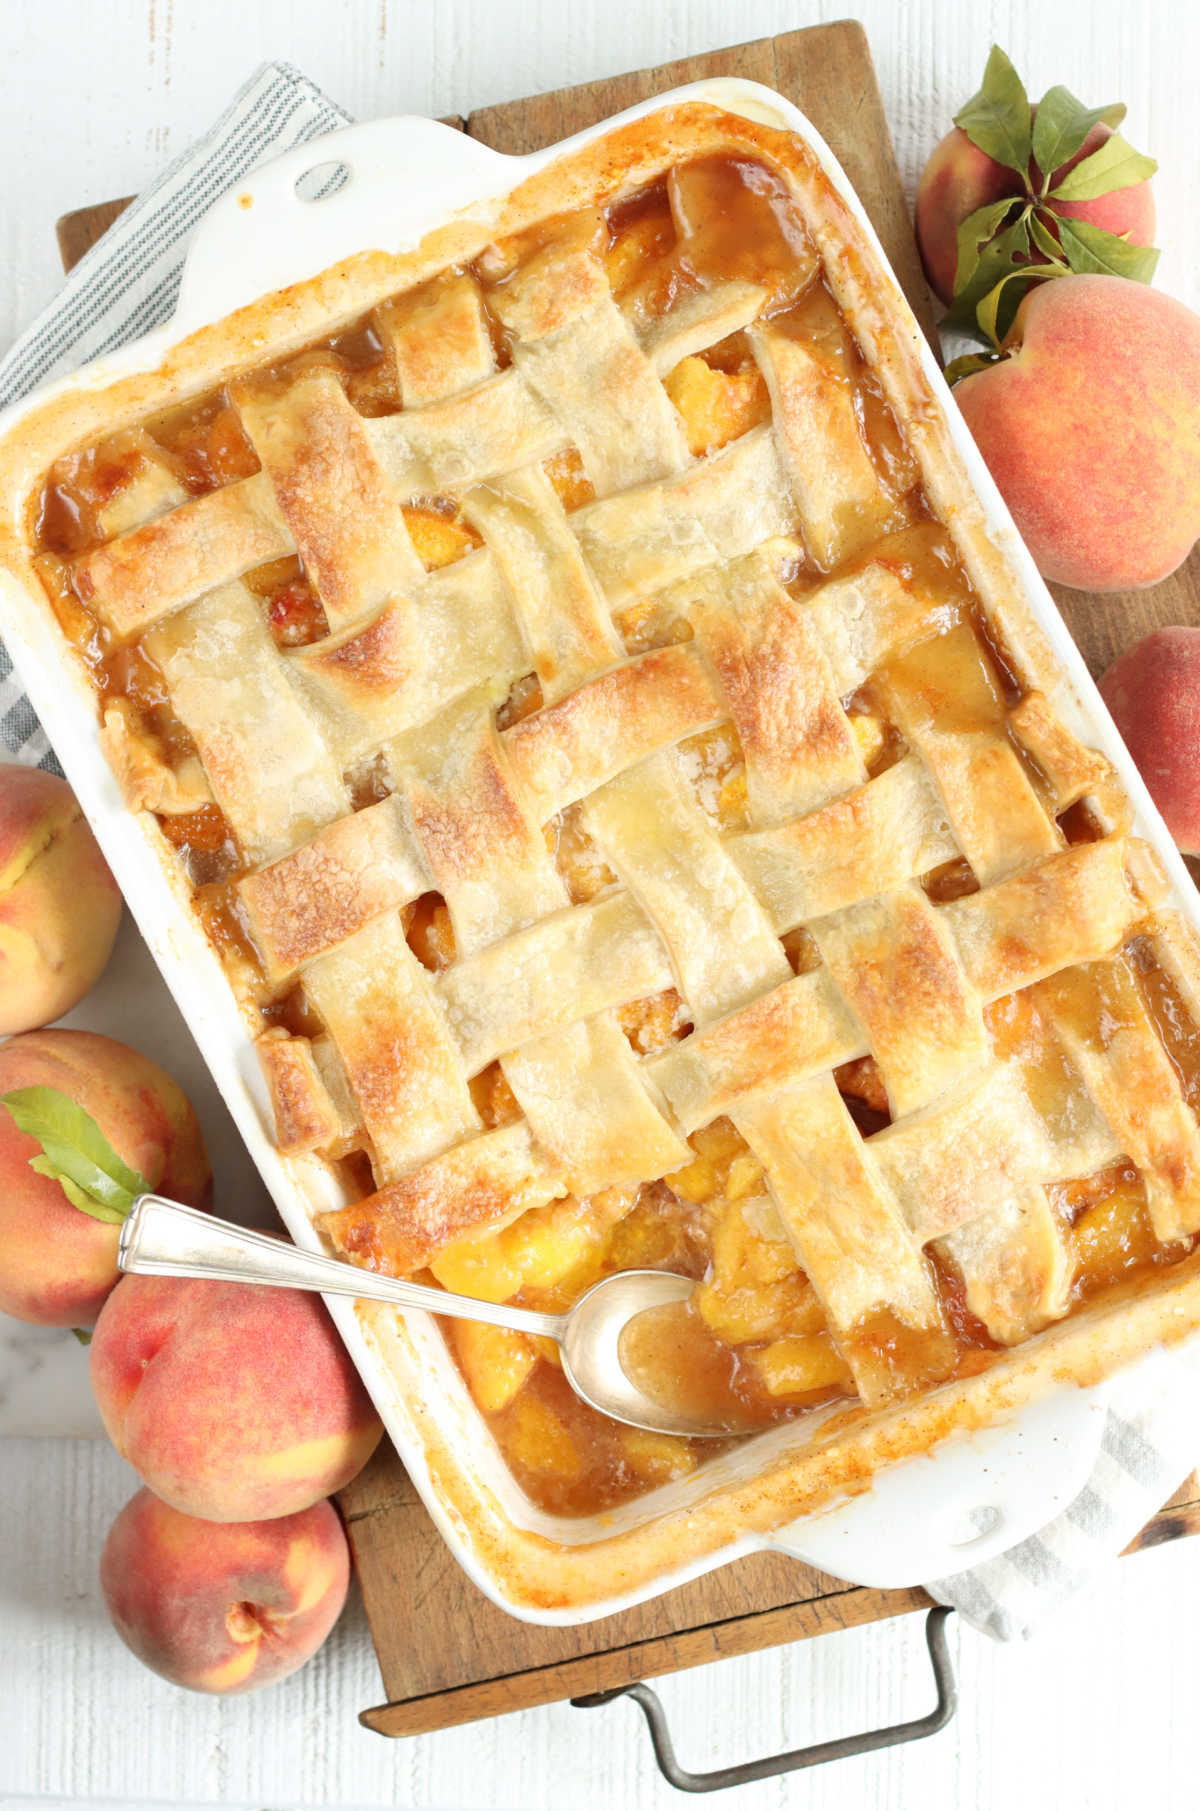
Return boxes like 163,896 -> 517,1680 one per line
16,109 -> 1200,1523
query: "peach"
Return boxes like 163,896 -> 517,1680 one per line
0,1029 -> 210,1327
100,1488 -> 350,1693
953,275 -> 1200,590
1099,629 -> 1200,850
90,1272 -> 383,1521
916,126 -> 1015,306
0,766 -> 122,1034
917,121 -> 1156,306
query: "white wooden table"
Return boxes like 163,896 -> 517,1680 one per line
3,2 -> 1200,1804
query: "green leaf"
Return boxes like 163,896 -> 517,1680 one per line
1028,208 -> 1069,264
942,215 -> 1037,337
27,1150 -> 131,1217
1,1087 -> 149,1226
942,350 -> 1004,387
1031,85 -> 1125,183
953,46 -> 1033,177
953,196 -> 1023,298
40,1166 -> 131,1225
1050,131 -> 1157,201
71,1327 -> 93,1347
976,263 -> 1064,347
1055,216 -> 1160,283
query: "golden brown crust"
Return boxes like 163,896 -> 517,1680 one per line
689,550 -> 865,822
239,794 -> 423,981
256,1029 -> 346,1154
233,366 -> 424,629
79,477 -> 286,639
1009,690 -> 1117,814
4,99 -> 1200,1607
942,840 -> 1140,1000
379,273 -> 496,407
98,700 -> 212,815
321,1121 -> 563,1273
814,887 -> 987,1117
503,644 -> 724,822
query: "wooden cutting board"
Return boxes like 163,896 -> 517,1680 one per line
57,18 -> 1200,1742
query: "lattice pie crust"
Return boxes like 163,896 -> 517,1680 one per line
5,103 -> 1200,1605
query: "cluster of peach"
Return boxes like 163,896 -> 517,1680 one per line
0,762 -> 382,1695
916,51 -> 1200,849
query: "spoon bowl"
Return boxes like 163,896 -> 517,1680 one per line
560,1269 -> 751,1437
118,1195 -> 743,1438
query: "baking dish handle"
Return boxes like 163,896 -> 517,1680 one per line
763,1380 -> 1110,1587
171,115 -> 521,335
571,1605 -> 955,1793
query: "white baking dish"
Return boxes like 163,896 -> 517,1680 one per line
0,78 -> 1196,1622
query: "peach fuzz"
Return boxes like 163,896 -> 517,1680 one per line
0,765 -> 122,1035
953,275 -> 1200,591
90,1272 -> 383,1521
1100,628 -> 1200,852
0,1029 -> 210,1327
100,1488 -> 350,1693
916,121 -> 1156,306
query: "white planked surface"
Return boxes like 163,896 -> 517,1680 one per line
2,0 -> 1200,1805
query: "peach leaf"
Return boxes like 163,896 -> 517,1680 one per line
1049,132 -> 1158,202
1031,86 -> 1124,183
0,1085 -> 148,1224
1028,210 -> 1068,264
953,45 -> 1033,176
953,196 -> 1024,297
943,214 -> 1037,335
1055,217 -> 1159,283
942,350 -> 1003,387
976,263 -> 1063,347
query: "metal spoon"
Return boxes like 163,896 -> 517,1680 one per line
118,1194 -> 745,1438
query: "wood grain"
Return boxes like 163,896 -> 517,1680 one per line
1052,561 -> 1200,683
53,18 -> 1200,1743
338,1442 -> 848,1716
55,194 -> 134,272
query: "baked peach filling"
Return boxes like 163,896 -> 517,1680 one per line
30,149 -> 1200,1518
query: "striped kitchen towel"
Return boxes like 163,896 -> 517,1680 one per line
928,1342 -> 1200,1639
1,60 -> 1198,1642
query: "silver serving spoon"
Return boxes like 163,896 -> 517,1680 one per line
118,1194 -> 747,1438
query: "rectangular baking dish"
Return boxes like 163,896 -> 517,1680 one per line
3,79 -> 1200,1623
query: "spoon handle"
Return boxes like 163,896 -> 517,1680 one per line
119,1195 -> 565,1341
